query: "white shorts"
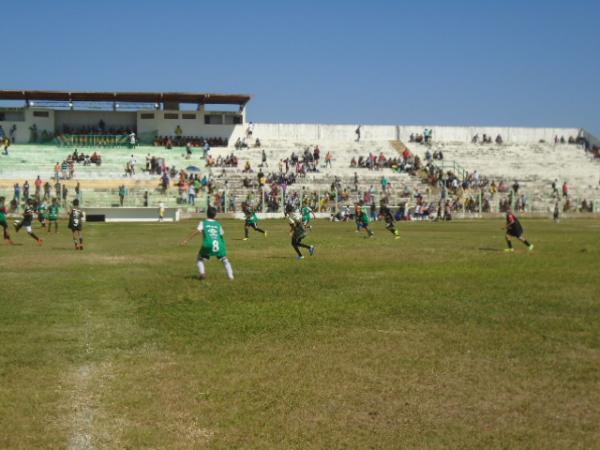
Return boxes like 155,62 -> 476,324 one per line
25,225 -> 32,233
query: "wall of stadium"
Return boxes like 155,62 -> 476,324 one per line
251,123 -> 582,144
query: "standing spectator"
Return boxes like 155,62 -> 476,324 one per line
35,176 -> 43,200
261,149 -> 268,168
61,160 -> 68,180
118,184 -> 126,206
43,181 -> 51,200
54,162 -> 61,181
562,181 -> 569,198
68,160 -> 75,179
175,125 -> 183,138
13,183 -> 21,204
313,146 -> 320,168
62,184 -> 68,206
325,151 -> 333,168
128,131 -> 137,149
188,184 -> 196,205
129,155 -> 136,175
55,181 -> 62,199
23,180 -> 30,201
143,190 -> 149,207
75,181 -> 81,203
203,140 -> 210,159
355,125 -> 361,142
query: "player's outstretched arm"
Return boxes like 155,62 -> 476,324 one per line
181,229 -> 200,246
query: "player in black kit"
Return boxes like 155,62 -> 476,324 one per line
68,199 -> 85,250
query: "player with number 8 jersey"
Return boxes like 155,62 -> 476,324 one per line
181,206 -> 234,280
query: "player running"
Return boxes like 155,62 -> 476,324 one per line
286,204 -> 315,260
47,198 -> 60,233
181,206 -> 234,280
355,204 -> 374,238
242,202 -> 267,240
14,199 -> 43,245
68,199 -> 85,250
379,201 -> 400,239
504,209 -> 534,252
301,203 -> 316,229
0,196 -> 14,244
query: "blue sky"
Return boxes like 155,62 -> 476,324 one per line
2,0 -> 599,134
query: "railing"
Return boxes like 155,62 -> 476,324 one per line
54,134 -> 130,148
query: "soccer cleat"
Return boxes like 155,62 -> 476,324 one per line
79,245 -> 84,250
264,231 -> 268,238
528,244 -> 534,251
296,255 -> 305,260
504,248 -> 514,253
242,237 -> 248,241
36,239 -> 44,246
309,246 -> 315,256
395,235 -> 401,240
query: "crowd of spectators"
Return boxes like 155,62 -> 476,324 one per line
154,136 -> 227,148
350,149 -> 421,174
409,129 -> 433,144
471,134 -> 503,144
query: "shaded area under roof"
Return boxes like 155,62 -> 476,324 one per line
0,90 -> 251,106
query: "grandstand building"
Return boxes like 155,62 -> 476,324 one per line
0,89 -> 599,220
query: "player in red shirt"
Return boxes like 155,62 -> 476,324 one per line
504,209 -> 534,252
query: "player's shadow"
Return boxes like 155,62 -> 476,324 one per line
7,242 -> 24,246
265,256 -> 289,259
478,247 -> 502,252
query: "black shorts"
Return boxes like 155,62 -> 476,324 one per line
507,225 -> 523,237
69,224 -> 82,232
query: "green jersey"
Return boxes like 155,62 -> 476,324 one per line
301,206 -> 313,222
359,211 -> 370,226
38,204 -> 48,219
0,204 -> 7,222
48,204 -> 60,220
198,219 -> 227,259
244,209 -> 258,225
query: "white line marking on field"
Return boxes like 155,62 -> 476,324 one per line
68,364 -> 95,450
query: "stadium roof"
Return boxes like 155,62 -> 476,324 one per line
0,90 -> 251,106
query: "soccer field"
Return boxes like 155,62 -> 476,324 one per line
1,218 -> 599,448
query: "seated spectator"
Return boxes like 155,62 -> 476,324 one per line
495,134 -> 503,144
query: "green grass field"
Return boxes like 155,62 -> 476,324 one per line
1,218 -> 599,449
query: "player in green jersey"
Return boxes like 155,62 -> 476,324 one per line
0,196 -> 14,244
242,202 -> 267,240
181,206 -> 234,280
47,198 -> 60,233
356,204 -> 374,238
37,200 -> 48,229
286,204 -> 315,260
301,204 -> 316,229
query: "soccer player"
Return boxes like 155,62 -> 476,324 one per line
553,200 -> 560,223
37,200 -> 48,229
68,199 -> 85,250
47,198 -> 60,233
301,203 -> 316,229
14,199 -> 43,245
504,209 -> 534,252
356,204 -> 374,238
180,206 -> 234,280
242,202 -> 267,240
286,204 -> 315,260
379,201 -> 400,239
0,196 -> 14,244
